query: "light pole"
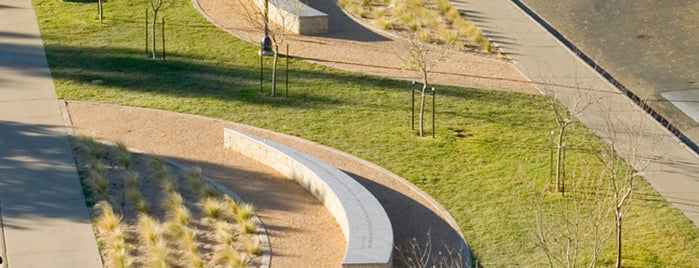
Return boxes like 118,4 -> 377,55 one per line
261,0 -> 273,56
260,0 -> 273,92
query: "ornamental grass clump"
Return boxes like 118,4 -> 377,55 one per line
125,171 -> 149,213
79,136 -> 105,160
115,142 -> 132,170
202,197 -> 226,220
87,166 -> 111,203
95,201 -> 130,268
185,167 -> 205,196
181,227 -> 204,268
235,203 -> 255,223
242,235 -> 263,256
138,214 -> 171,268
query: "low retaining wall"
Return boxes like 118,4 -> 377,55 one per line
252,0 -> 328,35
224,128 -> 393,268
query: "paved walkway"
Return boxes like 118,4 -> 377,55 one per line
452,0 -> 699,226
0,0 -> 102,267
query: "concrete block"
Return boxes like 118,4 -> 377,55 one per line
252,0 -> 328,35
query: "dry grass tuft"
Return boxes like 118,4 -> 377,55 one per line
115,142 -> 131,169
95,201 -> 121,232
235,203 -> 256,223
186,167 -> 205,195
242,235 -> 263,256
202,197 -> 226,220
240,219 -> 259,235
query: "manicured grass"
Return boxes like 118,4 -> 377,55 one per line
33,0 -> 699,266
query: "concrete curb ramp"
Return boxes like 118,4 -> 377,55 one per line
224,128 -> 393,268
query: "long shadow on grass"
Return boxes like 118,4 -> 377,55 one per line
44,45 -> 373,109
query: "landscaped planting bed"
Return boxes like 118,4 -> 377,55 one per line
72,137 -> 263,268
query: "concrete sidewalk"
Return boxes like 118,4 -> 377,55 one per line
452,0 -> 699,226
0,0 -> 102,267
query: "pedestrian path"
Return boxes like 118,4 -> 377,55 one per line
0,0 -> 102,267
452,0 -> 699,226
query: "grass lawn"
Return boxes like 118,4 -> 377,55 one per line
33,0 -> 699,266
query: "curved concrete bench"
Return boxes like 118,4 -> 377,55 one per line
224,128 -> 393,267
251,0 -> 328,35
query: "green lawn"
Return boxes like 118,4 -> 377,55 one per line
33,0 -> 699,266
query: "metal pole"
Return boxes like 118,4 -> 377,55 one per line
432,87 -> 436,138
260,54 -> 263,92
286,43 -> 289,97
561,143 -> 566,195
411,81 -> 415,130
145,9 -> 148,56
161,17 -> 165,61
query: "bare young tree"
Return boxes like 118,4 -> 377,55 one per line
399,31 -> 449,137
596,109 -> 657,268
241,0 -> 300,97
543,88 -> 592,193
149,0 -> 169,60
395,230 -> 467,268
530,168 -> 614,268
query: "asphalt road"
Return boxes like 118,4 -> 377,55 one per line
523,0 -> 699,144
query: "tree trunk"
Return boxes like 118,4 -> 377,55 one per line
616,214 -> 622,268
555,126 -> 566,193
418,69 -> 428,137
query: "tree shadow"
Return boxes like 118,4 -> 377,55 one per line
0,121 -> 91,227
344,170 -> 476,267
303,0 -> 390,42
44,45 -> 368,109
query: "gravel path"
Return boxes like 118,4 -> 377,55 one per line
194,0 -> 539,94
68,101 -> 468,267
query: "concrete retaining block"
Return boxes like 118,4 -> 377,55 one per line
224,128 -> 393,267
252,0 -> 328,35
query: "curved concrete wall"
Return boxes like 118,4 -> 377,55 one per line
224,128 -> 393,267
